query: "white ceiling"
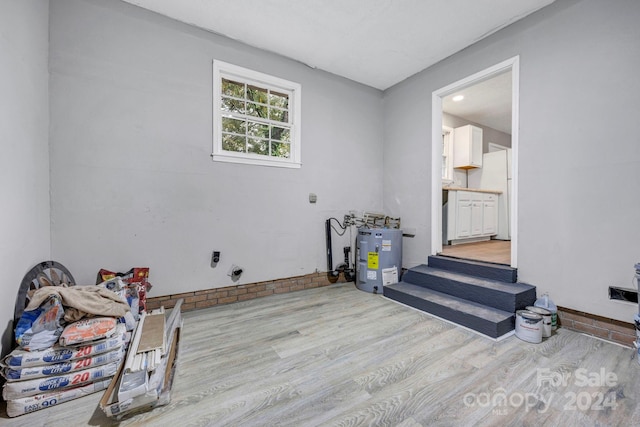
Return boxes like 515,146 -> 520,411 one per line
443,71 -> 513,134
120,0 -> 554,90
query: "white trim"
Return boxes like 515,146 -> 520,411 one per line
212,60 -> 302,168
211,152 -> 302,169
431,94 -> 443,254
431,56 -> 519,267
511,58 -> 519,268
442,125 -> 454,184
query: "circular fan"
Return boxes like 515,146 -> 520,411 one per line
14,261 -> 76,325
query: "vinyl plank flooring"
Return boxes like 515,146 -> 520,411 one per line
441,240 -> 511,265
2,283 -> 639,426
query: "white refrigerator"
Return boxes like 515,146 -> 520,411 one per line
468,149 -> 511,240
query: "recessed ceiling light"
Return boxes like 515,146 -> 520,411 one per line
452,95 -> 464,102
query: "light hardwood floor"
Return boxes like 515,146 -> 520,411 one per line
440,240 -> 511,265
2,283 -> 640,426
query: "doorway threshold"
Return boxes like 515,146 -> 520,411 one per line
439,240 -> 511,266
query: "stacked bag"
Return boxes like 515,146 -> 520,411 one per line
2,323 -> 126,417
2,271 -> 149,418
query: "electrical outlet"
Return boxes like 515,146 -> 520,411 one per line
228,264 -> 243,277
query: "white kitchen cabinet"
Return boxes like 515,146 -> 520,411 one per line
446,190 -> 498,244
453,125 -> 483,169
482,193 -> 498,235
455,191 -> 472,238
469,192 -> 484,237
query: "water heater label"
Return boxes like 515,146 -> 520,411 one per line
382,267 -> 398,285
367,252 -> 379,269
367,270 -> 377,280
382,240 -> 392,251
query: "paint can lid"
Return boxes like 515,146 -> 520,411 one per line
516,309 -> 542,320
526,306 -> 551,316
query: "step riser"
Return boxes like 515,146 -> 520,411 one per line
384,287 -> 514,338
385,261 -> 535,338
428,255 -> 517,283
401,271 -> 536,313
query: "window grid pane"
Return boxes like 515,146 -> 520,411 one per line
222,97 -> 245,114
220,78 -> 293,159
222,134 -> 246,152
247,137 -> 269,155
222,79 -> 245,98
270,141 -> 291,158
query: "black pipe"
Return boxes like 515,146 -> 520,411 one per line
325,219 -> 333,273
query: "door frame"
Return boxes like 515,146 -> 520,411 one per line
430,56 -> 520,267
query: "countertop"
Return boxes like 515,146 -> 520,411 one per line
443,186 -> 502,194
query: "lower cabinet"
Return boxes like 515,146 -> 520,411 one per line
447,190 -> 498,243
482,193 -> 497,235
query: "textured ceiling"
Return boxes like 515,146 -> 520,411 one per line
120,0 -> 555,90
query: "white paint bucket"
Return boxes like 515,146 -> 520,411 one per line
526,306 -> 552,338
515,310 -> 543,343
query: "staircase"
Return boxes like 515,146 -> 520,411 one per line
383,255 -> 536,339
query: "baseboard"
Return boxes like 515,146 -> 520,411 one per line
146,271 -> 348,312
557,306 -> 636,348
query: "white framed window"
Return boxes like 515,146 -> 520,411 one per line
212,60 -> 301,168
442,126 -> 454,183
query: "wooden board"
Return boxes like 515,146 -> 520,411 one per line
136,313 -> 165,353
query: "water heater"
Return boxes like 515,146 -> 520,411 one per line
356,227 -> 403,293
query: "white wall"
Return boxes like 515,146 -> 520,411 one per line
0,0 -> 51,356
49,0 -> 383,295
383,0 -> 640,322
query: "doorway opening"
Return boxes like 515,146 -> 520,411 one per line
431,57 -> 519,267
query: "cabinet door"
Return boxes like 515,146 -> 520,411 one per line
470,126 -> 483,167
470,193 -> 483,236
483,194 -> 497,235
456,192 -> 472,238
453,125 -> 483,169
457,202 -> 472,238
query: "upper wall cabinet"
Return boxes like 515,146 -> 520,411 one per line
453,125 -> 483,169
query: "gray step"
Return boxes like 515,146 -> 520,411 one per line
384,282 -> 515,338
402,264 -> 536,313
428,255 -> 517,283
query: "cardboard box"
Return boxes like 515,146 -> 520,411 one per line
100,302 -> 181,419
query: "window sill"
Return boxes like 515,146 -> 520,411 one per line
212,153 -> 301,169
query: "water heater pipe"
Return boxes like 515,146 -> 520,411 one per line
325,219 -> 334,274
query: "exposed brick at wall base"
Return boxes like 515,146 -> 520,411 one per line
146,272 -> 346,312
557,306 -> 636,348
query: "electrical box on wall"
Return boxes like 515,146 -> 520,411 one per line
608,286 -> 638,304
